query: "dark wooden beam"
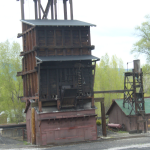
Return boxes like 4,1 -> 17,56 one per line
54,0 -> 57,20
34,0 -> 38,19
38,0 -> 41,19
40,4 -> 45,16
51,0 -> 54,20
63,0 -> 67,20
20,0 -> 25,20
101,99 -> 107,137
94,97 -> 107,137
94,98 -> 104,103
17,26 -> 35,38
69,0 -> 73,20
42,0 -> 51,19
17,69 -> 37,76
21,96 -> 39,102
94,90 -> 133,94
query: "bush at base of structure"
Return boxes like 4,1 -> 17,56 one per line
96,120 -> 101,126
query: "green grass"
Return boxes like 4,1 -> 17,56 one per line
117,130 -> 128,133
23,141 -> 30,145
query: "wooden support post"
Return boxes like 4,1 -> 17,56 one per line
20,0 -> 25,20
101,100 -> 107,137
54,0 -> 57,20
91,96 -> 94,108
95,98 -> 107,137
63,0 -> 67,20
51,0 -> 54,20
34,0 -> 38,19
57,100 -> 61,110
38,101 -> 42,112
69,0 -> 73,20
133,69 -> 139,133
38,63 -> 42,112
42,0 -> 51,19
38,0 -> 41,19
31,108 -> 36,144
93,61 -> 96,88
140,71 -> 147,133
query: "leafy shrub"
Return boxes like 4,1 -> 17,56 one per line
96,120 -> 101,126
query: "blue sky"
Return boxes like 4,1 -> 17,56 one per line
0,0 -> 150,69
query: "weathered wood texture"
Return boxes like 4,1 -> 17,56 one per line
34,109 -> 97,145
108,102 -> 149,131
21,26 -> 91,52
39,61 -> 94,101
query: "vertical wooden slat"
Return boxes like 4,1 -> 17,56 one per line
62,29 -> 64,46
31,74 -> 33,96
26,33 -> 28,52
54,29 -> 56,46
28,74 -> 31,96
29,53 -> 31,71
38,64 -> 41,99
56,69 -> 59,96
24,75 -> 27,97
35,28 -> 38,46
71,29 -> 73,46
38,101 -> 42,112
31,30 -> 34,50
31,108 -> 36,144
31,52 -> 34,70
47,69 -> 49,99
32,73 -> 34,96
79,29 -> 81,46
45,28 -> 47,46
35,72 -> 38,94
23,76 -> 25,96
88,27 -> 91,46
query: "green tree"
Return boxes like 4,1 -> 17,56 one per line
142,64 -> 150,95
131,15 -> 150,62
0,40 -> 25,123
94,54 -> 124,117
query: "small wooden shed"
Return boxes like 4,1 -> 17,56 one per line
106,98 -> 150,131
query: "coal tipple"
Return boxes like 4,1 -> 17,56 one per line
17,0 -> 99,145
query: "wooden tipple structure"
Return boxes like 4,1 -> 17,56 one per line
17,0 -> 99,145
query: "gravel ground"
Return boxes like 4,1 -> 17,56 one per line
97,125 -> 117,137
0,135 -> 33,149
0,125 -> 146,149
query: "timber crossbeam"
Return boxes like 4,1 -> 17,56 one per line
94,90 -> 133,94
17,69 -> 37,76
17,26 -> 35,38
21,96 -> 39,102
